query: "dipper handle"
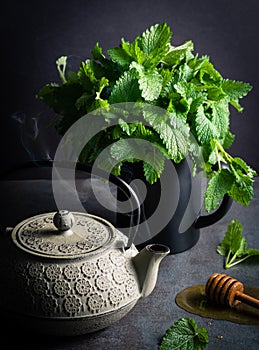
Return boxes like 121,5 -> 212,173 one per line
235,290 -> 259,309
205,273 -> 259,309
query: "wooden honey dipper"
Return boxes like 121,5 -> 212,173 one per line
205,273 -> 259,309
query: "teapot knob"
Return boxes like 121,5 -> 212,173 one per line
53,210 -> 75,231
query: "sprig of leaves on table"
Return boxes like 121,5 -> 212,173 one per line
217,220 -> 259,269
37,22 -> 257,212
159,317 -> 209,350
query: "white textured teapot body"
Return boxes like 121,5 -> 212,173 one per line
0,210 -> 169,335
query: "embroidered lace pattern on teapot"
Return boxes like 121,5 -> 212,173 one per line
12,248 -> 140,318
12,213 -> 115,257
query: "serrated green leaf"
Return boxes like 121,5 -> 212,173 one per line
159,318 -> 209,350
228,157 -> 256,206
162,40 -> 194,66
160,68 -> 175,94
139,70 -> 163,101
198,60 -> 222,85
207,86 -> 226,101
140,22 -> 171,54
217,219 -> 259,268
222,79 -> 252,113
118,118 -> 131,135
78,60 -> 98,91
110,138 -> 143,162
121,37 -> 145,65
143,106 -> 190,162
143,161 -> 160,184
206,139 -> 217,164
172,81 -> 205,118
92,42 -> 106,64
107,47 -> 132,67
232,157 -> 257,178
138,22 -> 171,68
143,148 -> 165,184
222,131 -> 235,149
109,70 -> 141,103
195,105 -> 219,145
205,168 -> 234,212
37,22 -> 255,212
222,79 -> 252,100
228,181 -> 254,206
211,98 -> 230,138
189,55 -> 209,72
174,81 -> 195,100
217,220 -> 245,256
179,62 -> 194,81
110,138 -> 165,184
131,62 -> 163,100
162,75 -> 179,99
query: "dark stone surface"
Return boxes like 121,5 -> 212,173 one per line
0,172 -> 258,349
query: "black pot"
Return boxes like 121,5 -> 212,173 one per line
117,159 -> 232,254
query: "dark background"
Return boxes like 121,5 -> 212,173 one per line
1,0 -> 259,173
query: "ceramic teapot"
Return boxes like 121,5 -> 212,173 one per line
0,209 -> 169,336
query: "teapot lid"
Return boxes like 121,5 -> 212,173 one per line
11,210 -> 116,259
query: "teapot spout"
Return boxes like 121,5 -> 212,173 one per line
132,244 -> 170,298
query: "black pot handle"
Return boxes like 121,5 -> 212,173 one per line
0,160 -> 141,247
194,194 -> 233,229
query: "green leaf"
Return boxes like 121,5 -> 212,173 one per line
207,86 -> 226,101
109,70 -> 141,103
211,98 -> 230,139
110,138 -> 145,163
107,47 -> 132,67
121,37 -> 145,65
205,169 -> 234,212
118,118 -> 132,135
143,161 -> 161,184
138,70 -> 163,100
217,220 -> 246,257
36,22 -> 256,211
222,79 -> 252,100
140,22 -> 171,55
195,105 -> 219,145
228,157 -> 257,206
77,60 -> 98,91
232,157 -> 257,179
143,106 -> 190,162
222,131 -> 235,149
143,148 -> 165,184
110,137 -> 166,183
198,60 -> 222,85
130,62 -> 163,101
222,79 -> 252,112
92,42 -> 107,64
159,318 -> 209,350
162,40 -> 194,66
217,219 -> 259,268
228,181 -> 254,206
139,22 -> 172,68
